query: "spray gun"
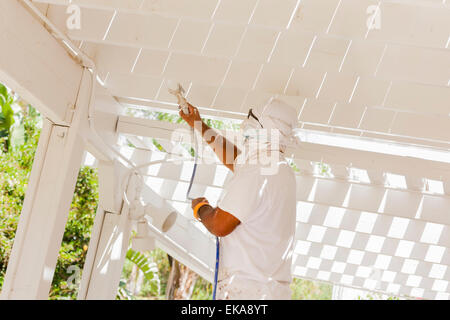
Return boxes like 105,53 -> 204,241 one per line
167,81 -> 198,201
168,82 -> 190,115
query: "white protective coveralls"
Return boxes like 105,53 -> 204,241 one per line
216,98 -> 298,300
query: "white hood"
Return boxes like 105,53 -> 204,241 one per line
252,97 -> 298,150
236,97 -> 298,169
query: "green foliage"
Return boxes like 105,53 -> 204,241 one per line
0,84 -> 15,152
191,277 -> 213,300
49,166 -> 98,300
126,249 -> 160,295
287,159 -> 301,173
117,279 -> 135,300
315,162 -> 332,177
119,248 -> 168,300
357,292 -> 400,300
149,248 -> 171,298
290,278 -> 332,300
152,138 -> 166,152
0,104 -> 41,288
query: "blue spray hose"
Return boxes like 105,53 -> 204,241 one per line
213,236 -> 219,300
185,161 -> 197,200
186,127 -> 220,301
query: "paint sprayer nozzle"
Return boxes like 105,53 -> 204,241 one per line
168,82 -> 189,115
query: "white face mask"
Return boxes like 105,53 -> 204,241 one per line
236,100 -> 297,170
237,116 -> 272,166
240,108 -> 264,141
241,119 -> 260,142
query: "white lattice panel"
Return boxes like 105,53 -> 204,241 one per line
119,142 -> 450,299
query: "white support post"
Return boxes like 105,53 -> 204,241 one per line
76,205 -> 108,300
77,207 -> 132,300
77,161 -> 133,300
0,69 -> 91,299
0,1 -> 129,300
